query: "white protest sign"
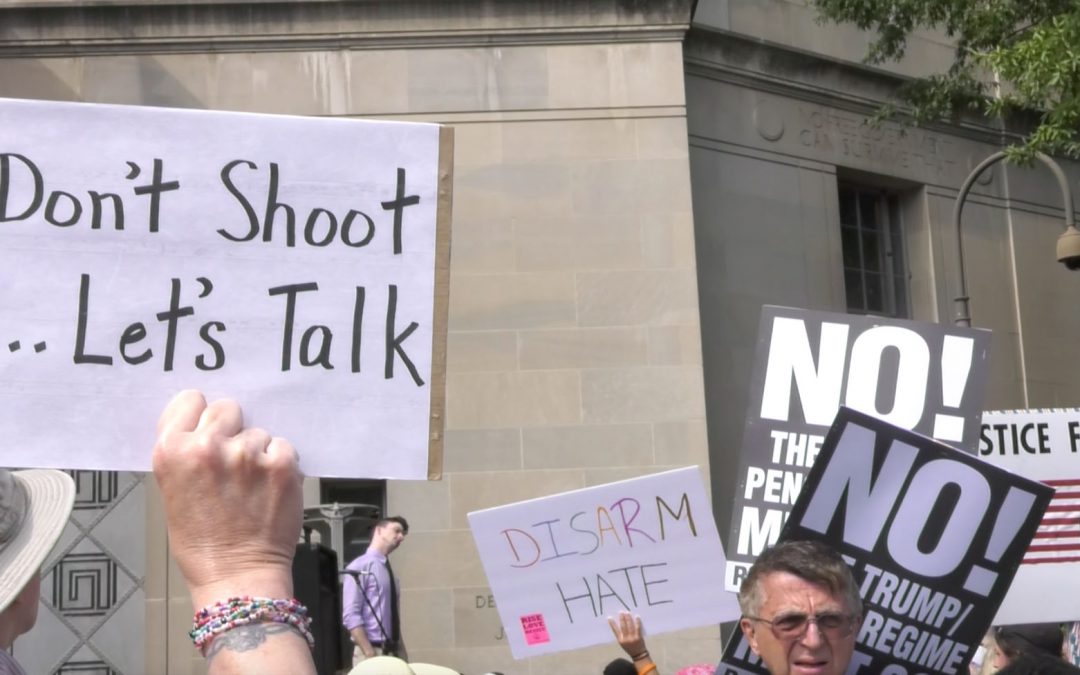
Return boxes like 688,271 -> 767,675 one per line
0,98 -> 452,479
718,408 -> 1052,675
468,467 -> 740,658
980,409 -> 1080,623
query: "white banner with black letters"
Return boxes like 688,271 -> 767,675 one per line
0,97 -> 452,479
718,408 -> 1052,675
724,306 -> 991,591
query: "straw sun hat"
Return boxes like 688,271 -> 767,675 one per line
0,469 -> 76,614
349,658 -> 462,675
409,664 -> 461,675
349,656 -> 416,675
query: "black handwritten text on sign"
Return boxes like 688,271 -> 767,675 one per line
0,97 -> 447,478
1,154 -> 427,382
0,154 -> 419,253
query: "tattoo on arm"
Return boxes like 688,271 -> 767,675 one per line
205,623 -> 299,664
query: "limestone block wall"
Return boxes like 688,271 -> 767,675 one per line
693,0 -> 958,81
401,53 -> 719,673
0,1 -> 719,673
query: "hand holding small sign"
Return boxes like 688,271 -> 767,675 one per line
608,611 -> 657,675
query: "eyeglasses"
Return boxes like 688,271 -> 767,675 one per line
747,611 -> 857,641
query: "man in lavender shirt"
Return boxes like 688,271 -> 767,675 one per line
342,516 -> 409,664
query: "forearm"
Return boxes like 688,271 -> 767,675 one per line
350,627 -> 375,656
630,648 -> 652,673
608,611 -> 656,675
191,573 -> 316,675
153,392 -> 315,675
206,623 -> 315,675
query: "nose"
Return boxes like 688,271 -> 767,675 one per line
799,619 -> 825,648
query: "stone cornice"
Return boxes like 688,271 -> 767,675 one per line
0,0 -> 692,56
684,25 -> 1012,147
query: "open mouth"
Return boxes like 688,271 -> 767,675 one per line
791,659 -> 829,675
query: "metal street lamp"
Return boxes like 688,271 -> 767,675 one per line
952,150 -> 1080,327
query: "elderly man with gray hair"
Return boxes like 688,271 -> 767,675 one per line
737,540 -> 863,675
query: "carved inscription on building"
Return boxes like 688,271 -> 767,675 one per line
797,106 -> 954,176
453,588 -> 506,647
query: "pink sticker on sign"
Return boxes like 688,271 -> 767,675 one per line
520,613 -> 550,645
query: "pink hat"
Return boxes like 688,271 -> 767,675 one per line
676,666 -> 715,675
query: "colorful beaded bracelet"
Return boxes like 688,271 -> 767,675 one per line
190,596 -> 314,653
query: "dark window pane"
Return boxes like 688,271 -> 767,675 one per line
861,230 -> 881,273
343,513 -> 381,562
839,188 -> 857,225
318,479 -> 386,563
859,193 -> 879,229
841,226 -> 861,267
890,222 -> 905,269
838,184 -> 907,318
888,196 -> 902,233
894,273 -> 908,315
864,272 -> 884,313
844,269 -> 865,311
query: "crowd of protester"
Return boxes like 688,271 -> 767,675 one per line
2,390 -> 1078,675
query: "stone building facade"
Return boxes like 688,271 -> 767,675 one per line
0,2 -> 712,674
687,0 -> 1080,537
1,0 -> 1078,674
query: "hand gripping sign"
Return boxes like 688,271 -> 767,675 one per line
718,408 -> 1052,675
468,467 -> 741,659
724,306 -> 991,591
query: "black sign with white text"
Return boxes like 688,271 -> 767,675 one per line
724,307 -> 991,591
718,408 -> 1053,675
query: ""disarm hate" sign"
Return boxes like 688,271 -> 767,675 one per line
468,467 -> 740,658
0,98 -> 452,479
724,307 -> 991,590
719,408 -> 1052,675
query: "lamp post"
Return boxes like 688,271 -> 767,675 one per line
952,150 -> 1080,327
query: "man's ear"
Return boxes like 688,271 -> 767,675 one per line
740,618 -> 761,655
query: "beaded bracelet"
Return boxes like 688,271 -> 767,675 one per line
190,596 -> 314,653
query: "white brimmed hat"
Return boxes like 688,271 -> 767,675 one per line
410,664 -> 460,675
0,469 -> 75,614
349,656 -> 415,675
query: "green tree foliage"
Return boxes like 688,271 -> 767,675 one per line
813,0 -> 1080,161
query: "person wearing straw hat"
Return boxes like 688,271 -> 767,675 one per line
409,663 -> 460,675
345,656 -> 461,675
0,468 -> 76,674
348,655 -> 415,675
